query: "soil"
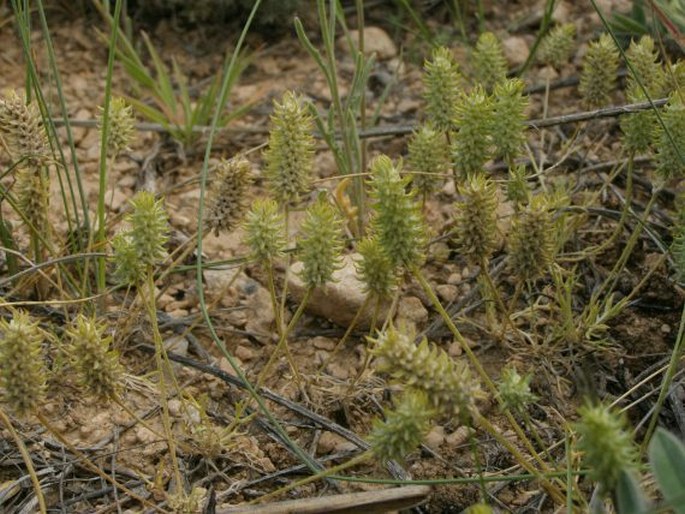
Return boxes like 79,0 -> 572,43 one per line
0,1 -> 684,513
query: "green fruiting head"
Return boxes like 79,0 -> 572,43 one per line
355,236 -> 397,299
369,324 -> 483,420
113,233 -> 144,286
297,198 -> 344,288
99,97 -> 135,158
406,124 -> 450,196
15,166 -> 51,259
509,194 -> 556,281
0,90 -> 50,168
654,93 -> 685,182
497,366 -> 538,412
422,46 -> 463,133
452,85 -> 494,177
243,198 -> 287,262
575,403 -> 637,493
263,91 -> 315,205
205,157 -> 252,236
625,35 -> 665,101
506,164 -> 530,206
579,33 -> 620,108
665,60 -> 685,94
368,390 -> 433,462
66,315 -> 123,400
491,78 -> 529,164
471,32 -> 507,91
537,23 -> 576,68
126,191 -> 170,268
453,173 -> 499,265
0,310 -> 46,417
368,155 -> 426,270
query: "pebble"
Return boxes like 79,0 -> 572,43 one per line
312,336 -> 336,351
317,431 -> 358,455
338,26 -> 397,59
436,284 -> 459,303
164,335 -> 188,357
396,296 -> 429,326
447,272 -> 462,285
234,344 -> 255,361
502,36 -> 529,67
424,425 -> 445,450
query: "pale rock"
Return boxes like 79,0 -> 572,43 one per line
425,425 -> 445,450
502,36 -> 529,67
219,356 -> 243,377
167,308 -> 189,319
157,292 -> 174,310
288,254 -> 389,329
326,361 -> 349,380
396,296 -> 428,327
448,340 -> 462,357
338,26 -> 397,59
244,283 -> 275,343
168,398 -> 182,417
317,431 -> 357,455
235,344 -> 255,361
445,426 -> 472,447
203,267 -> 243,303
71,107 -> 92,145
312,336 -> 336,351
164,335 -> 188,357
436,284 -> 458,303
108,188 -> 129,212
551,1 -> 572,23
447,272 -> 462,285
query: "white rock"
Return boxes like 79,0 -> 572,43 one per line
287,254 -> 389,329
396,296 -> 428,327
502,36 -> 529,67
338,26 -> 397,59
244,283 -> 275,343
425,425 -> 445,450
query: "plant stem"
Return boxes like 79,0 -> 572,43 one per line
0,407 -> 46,514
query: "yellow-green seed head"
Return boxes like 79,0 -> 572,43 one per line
654,93 -> 685,182
205,157 -> 252,236
671,200 -> 685,281
471,32 -> 507,91
126,191 -> 170,268
368,324 -> 483,420
0,90 -> 50,168
508,195 -> 555,281
422,46 -> 463,133
537,23 -> 576,68
297,198 -> 344,288
263,91 -> 315,205
15,166 -> 51,258
243,198 -> 286,262
575,403 -> 637,493
620,109 -> 657,154
113,233 -> 144,286
355,236 -> 397,299
99,97 -> 135,158
665,60 -> 685,94
579,34 -> 619,108
497,366 -> 537,412
506,164 -> 530,205
406,124 -> 450,196
0,310 -> 46,417
491,78 -> 529,163
625,36 -> 666,101
453,173 -> 499,265
368,155 -> 426,270
452,86 -> 494,177
368,390 -> 433,462
66,315 -> 122,400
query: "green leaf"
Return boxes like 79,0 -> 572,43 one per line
649,428 -> 685,514
615,469 -> 649,514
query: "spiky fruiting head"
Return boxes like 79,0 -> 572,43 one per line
575,403 -> 637,493
579,33 -> 619,108
453,174 -> 499,265
15,166 -> 51,259
497,366 -> 537,412
243,198 -> 286,262
368,155 -> 426,270
508,195 -> 556,281
368,390 -> 433,462
625,35 -> 665,101
368,324 -> 484,420
66,315 -> 122,400
0,310 -> 46,417
422,46 -> 463,133
654,94 -> 685,182
406,124 -> 450,196
113,233 -> 144,286
205,157 -> 252,236
671,198 -> 685,281
297,198 -> 344,288
99,97 -> 135,158
452,86 -> 494,177
263,91 -> 315,205
665,60 -> 685,94
491,78 -> 529,163
355,237 -> 397,299
537,23 -> 577,68
0,90 -> 50,168
126,191 -> 170,268
471,32 -> 507,91
506,164 -> 530,206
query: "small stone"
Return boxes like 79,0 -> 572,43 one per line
157,293 -> 174,310
448,340 -> 462,357
396,296 -> 428,326
326,361 -> 349,380
661,324 -> 671,334
317,431 -> 357,455
235,344 -> 255,361
436,284 -> 459,303
338,27 -> 397,59
312,337 -> 336,351
445,426 -> 472,447
168,399 -> 182,417
447,272 -> 462,285
425,425 -> 445,450
164,335 -> 188,357
244,284 -> 276,343
502,36 -> 529,67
